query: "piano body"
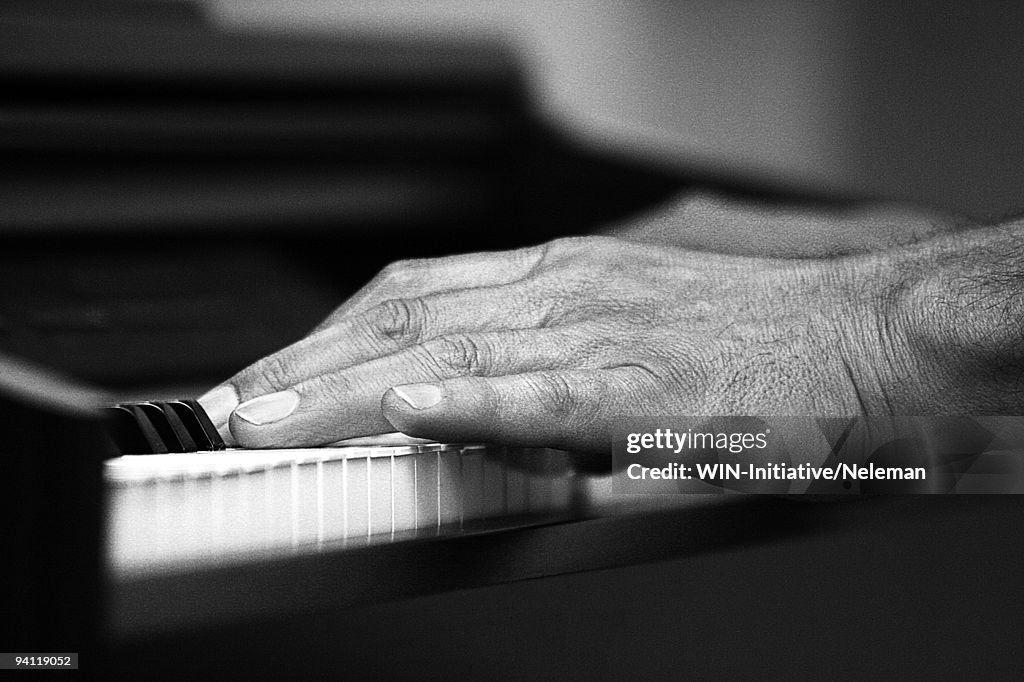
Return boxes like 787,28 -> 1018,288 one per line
3,3 -> 1024,678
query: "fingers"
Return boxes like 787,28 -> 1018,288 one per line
248,284 -> 547,392
224,328 -> 599,448
313,245 -> 548,330
381,368 -> 652,453
199,283 -> 553,435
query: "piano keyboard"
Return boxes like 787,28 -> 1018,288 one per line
104,399 -> 226,455
102,400 -> 582,575
106,443 -> 581,576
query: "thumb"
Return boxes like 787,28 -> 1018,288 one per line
381,369 -> 648,453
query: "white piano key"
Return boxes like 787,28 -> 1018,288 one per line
191,477 -> 214,559
437,449 -> 461,527
461,450 -> 484,522
414,452 -> 439,530
214,473 -> 250,555
236,465 -> 264,551
259,467 -> 274,550
105,443 -> 582,575
392,454 -> 417,534
265,466 -> 292,552
344,457 -> 369,537
320,457 -> 347,544
292,461 -> 321,547
528,474 -> 552,512
106,481 -> 150,568
368,455 -> 394,536
315,459 -> 325,546
482,450 -> 508,517
210,472 -> 227,552
330,432 -> 435,447
506,463 -> 528,514
549,474 -> 571,512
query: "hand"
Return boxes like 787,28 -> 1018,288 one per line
198,234 -> 931,452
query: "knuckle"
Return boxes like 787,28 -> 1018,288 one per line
378,259 -> 413,283
305,371 -> 354,402
548,235 -> 617,258
530,373 -> 582,420
422,334 -> 491,376
362,262 -> 401,294
546,236 -> 587,258
514,241 -> 554,278
253,353 -> 299,391
367,259 -> 423,294
367,297 -> 427,343
534,237 -> 620,296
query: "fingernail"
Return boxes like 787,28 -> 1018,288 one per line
234,390 -> 300,425
197,385 -> 238,426
392,383 -> 442,410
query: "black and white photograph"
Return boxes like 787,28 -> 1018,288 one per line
2,1 -> 1024,678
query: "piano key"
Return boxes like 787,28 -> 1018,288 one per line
179,398 -> 226,450
292,460 -> 320,547
413,451 -> 439,530
368,455 -> 393,536
320,457 -> 347,544
392,453 -> 417,534
437,448 -> 461,527
461,449 -> 484,522
104,399 -> 224,455
482,449 -> 508,517
343,456 -> 370,539
104,406 -> 153,456
331,432 -> 435,447
167,399 -> 225,451
105,443 -> 580,575
507,459 -> 529,515
112,404 -> 170,454
140,401 -> 196,452
133,403 -> 184,452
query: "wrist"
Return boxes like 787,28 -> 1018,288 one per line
874,224 -> 1024,413
821,249 -> 933,415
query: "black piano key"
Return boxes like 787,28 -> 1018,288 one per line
103,399 -> 226,455
167,399 -> 225,451
180,398 -> 226,451
111,404 -> 170,454
134,403 -> 185,453
104,406 -> 152,456
143,401 -> 197,452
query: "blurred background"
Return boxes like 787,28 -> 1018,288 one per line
210,0 -> 1024,217
3,0 -> 1024,396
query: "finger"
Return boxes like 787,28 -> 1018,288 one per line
330,432 -> 434,446
226,328 -> 598,448
198,282 -> 552,435
313,245 -> 548,330
381,368 -> 653,453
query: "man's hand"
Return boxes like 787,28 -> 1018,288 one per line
199,233 -> 947,452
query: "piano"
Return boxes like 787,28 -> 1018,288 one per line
105,433 -> 584,578
4,3 -> 1024,678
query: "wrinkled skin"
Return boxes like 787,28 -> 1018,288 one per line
200,192 -> 978,453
